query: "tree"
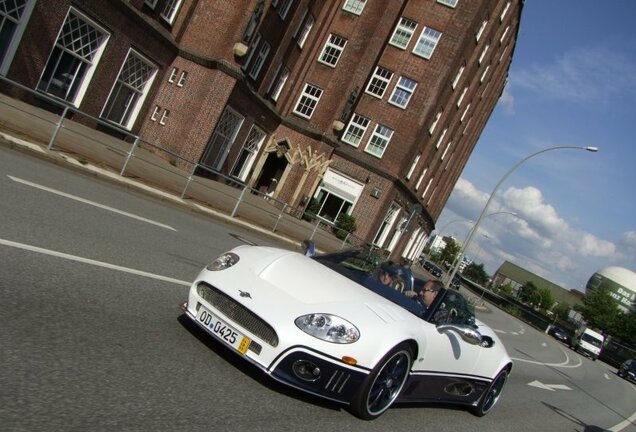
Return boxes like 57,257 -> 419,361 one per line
536,287 -> 555,311
518,281 -> 539,305
498,283 -> 514,297
439,237 -> 460,270
574,285 -> 620,333
552,302 -> 571,321
462,262 -> 489,285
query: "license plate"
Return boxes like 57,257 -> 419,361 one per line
197,307 -> 251,355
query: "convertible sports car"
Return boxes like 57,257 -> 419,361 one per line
181,244 -> 512,420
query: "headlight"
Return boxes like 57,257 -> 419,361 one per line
295,314 -> 360,344
206,252 -> 239,271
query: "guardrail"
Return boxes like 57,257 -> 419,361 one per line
0,76 -> 372,252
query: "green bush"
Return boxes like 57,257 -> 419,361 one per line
334,213 -> 357,240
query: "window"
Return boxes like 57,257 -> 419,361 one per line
242,33 -> 261,70
475,20 -> 487,42
365,66 -> 393,98
451,66 -> 464,90
460,103 -> 470,122
456,87 -> 467,107
389,17 -> 417,49
437,0 -> 458,7
342,113 -> 370,147
293,83 -> 323,119
319,34 -> 347,67
231,126 -> 266,181
268,64 -> 289,102
0,0 -> 36,76
415,167 -> 428,190
463,117 -> 472,135
373,203 -> 400,248
37,9 -> 109,106
200,107 -> 244,170
168,67 -> 178,83
365,124 -> 393,158
294,9 -> 314,48
441,141 -> 452,160
177,71 -> 188,87
435,128 -> 447,149
478,44 -> 489,64
413,27 -> 441,59
428,111 -> 441,135
342,0 -> 366,15
278,0 -> 294,20
421,177 -> 433,199
102,50 -> 157,129
150,105 -> 160,121
406,153 -> 420,180
159,109 -> 169,125
500,26 -> 510,44
480,65 -> 490,83
500,1 -> 511,21
389,76 -> 417,108
249,40 -> 270,79
161,0 -> 183,25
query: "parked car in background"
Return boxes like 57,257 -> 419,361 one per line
547,325 -> 571,345
450,275 -> 462,289
617,359 -> 636,383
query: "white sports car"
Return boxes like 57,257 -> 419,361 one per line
181,244 -> 512,420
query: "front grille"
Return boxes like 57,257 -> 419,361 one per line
197,282 -> 279,347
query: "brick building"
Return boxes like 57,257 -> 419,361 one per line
0,0 -> 522,261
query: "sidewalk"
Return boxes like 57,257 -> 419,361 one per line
0,92 -> 347,253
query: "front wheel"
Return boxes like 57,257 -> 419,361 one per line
471,368 -> 509,417
350,343 -> 413,420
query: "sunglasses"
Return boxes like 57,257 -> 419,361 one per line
422,288 -> 437,293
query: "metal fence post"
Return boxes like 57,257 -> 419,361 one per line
181,163 -> 198,198
272,203 -> 287,232
341,232 -> 351,249
310,220 -> 321,240
48,106 -> 69,150
231,186 -> 248,218
120,136 -> 139,176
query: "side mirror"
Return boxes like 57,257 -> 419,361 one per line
301,239 -> 316,257
437,324 -> 484,346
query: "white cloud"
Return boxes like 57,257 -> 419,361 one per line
511,47 -> 636,102
620,231 -> 636,256
499,84 -> 515,114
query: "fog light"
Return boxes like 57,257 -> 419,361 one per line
293,360 -> 321,381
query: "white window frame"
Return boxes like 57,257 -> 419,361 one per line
177,71 -> 188,87
500,1 -> 511,21
365,66 -> 393,98
278,0 -> 294,20
435,128 -> 447,149
451,65 -> 464,89
242,33 -> 261,71
294,9 -> 314,48
159,109 -> 169,125
457,86 -> 467,107
480,65 -> 490,83
406,153 -> 421,180
145,0 -> 158,8
460,103 -> 470,122
463,117 -> 472,135
415,167 -> 428,190
342,0 -> 366,15
249,40 -> 270,80
161,0 -> 183,25
389,17 -> 417,50
428,111 -> 441,135
373,202 -> 401,248
500,26 -> 510,44
437,0 -> 458,7
479,44 -> 489,64
318,34 -> 347,68
0,0 -> 36,76
151,105 -> 160,121
364,123 -> 394,158
413,27 -> 441,59
475,20 -> 487,42
441,140 -> 452,160
230,125 -> 267,181
293,83 -> 323,119
168,67 -> 178,83
268,64 -> 290,102
342,113 -> 370,147
389,76 -> 417,109
421,177 -> 433,200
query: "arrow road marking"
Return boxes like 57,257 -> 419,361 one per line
7,175 -> 177,231
527,380 -> 572,391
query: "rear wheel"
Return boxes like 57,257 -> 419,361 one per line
471,368 -> 509,417
350,343 -> 413,420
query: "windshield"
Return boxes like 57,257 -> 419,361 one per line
581,333 -> 603,348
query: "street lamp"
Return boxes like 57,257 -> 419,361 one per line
445,145 -> 598,287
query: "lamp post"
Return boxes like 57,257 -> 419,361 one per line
445,145 -> 598,287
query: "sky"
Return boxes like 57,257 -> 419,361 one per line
436,0 -> 636,293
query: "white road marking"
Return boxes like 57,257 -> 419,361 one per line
511,345 -> 583,368
7,175 -> 177,231
605,373 -> 611,380
0,238 -> 190,286
609,410 -> 636,432
527,380 -> 572,391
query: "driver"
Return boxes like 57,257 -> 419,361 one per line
405,280 -> 442,308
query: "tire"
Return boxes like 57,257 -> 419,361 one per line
350,343 -> 413,420
471,368 -> 509,417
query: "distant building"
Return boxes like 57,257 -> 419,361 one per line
1,0 -> 522,261
586,266 -> 636,313
491,261 -> 583,309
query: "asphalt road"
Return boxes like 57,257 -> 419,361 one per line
2,146 -> 635,432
